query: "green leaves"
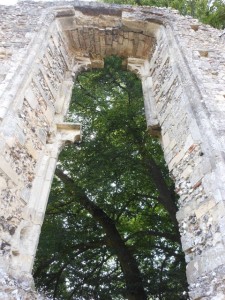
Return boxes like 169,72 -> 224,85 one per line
34,56 -> 188,299
102,0 -> 225,29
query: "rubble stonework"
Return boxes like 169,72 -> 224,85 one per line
0,1 -> 225,299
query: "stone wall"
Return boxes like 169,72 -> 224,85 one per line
0,1 -> 82,298
147,21 -> 225,299
1,1 -> 225,299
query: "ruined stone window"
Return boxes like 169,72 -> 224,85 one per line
1,2 -> 225,299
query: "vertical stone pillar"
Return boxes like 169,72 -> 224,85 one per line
127,58 -> 160,136
0,6 -> 86,296
15,123 -> 81,277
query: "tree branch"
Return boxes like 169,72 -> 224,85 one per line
55,168 -> 147,300
126,230 -> 180,244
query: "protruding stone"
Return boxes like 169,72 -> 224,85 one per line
56,122 -> 81,145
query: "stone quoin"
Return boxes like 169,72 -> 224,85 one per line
0,1 -> 225,299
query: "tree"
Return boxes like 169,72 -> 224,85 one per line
102,0 -> 225,29
34,56 -> 188,299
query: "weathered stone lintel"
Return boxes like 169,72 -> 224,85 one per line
57,122 -> 81,144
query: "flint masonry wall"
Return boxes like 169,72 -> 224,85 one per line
1,1 -> 225,299
146,22 -> 225,300
0,2 -> 82,298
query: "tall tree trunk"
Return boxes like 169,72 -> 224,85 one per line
144,156 -> 179,229
55,168 -> 147,300
130,128 -> 180,234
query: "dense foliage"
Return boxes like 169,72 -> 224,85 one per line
102,0 -> 225,29
34,56 -> 188,299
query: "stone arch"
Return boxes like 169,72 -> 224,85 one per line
1,1 -> 225,299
